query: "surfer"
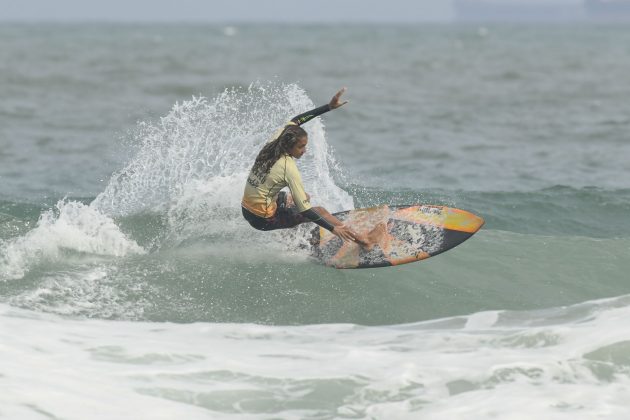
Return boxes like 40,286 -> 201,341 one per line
241,88 -> 367,245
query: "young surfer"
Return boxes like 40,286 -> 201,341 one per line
241,88 -> 367,245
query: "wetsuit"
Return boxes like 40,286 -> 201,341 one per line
241,104 -> 335,232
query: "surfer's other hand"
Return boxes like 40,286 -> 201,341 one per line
329,87 -> 348,110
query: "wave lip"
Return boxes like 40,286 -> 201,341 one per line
0,200 -> 144,281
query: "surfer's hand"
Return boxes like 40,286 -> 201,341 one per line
329,87 -> 348,110
332,225 -> 361,244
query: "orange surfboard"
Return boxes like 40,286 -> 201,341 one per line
311,205 -> 484,269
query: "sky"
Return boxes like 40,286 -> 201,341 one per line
1,0 -> 455,23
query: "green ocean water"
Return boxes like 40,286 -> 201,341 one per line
1,23 -> 630,419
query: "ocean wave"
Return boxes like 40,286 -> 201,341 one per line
2,295 -> 630,419
2,227 -> 629,325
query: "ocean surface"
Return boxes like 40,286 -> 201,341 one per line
1,23 -> 630,419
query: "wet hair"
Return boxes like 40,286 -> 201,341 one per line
251,125 -> 307,181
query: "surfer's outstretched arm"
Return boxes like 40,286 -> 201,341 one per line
291,87 -> 349,126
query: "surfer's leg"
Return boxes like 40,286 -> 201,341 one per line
285,192 -> 309,209
242,207 -> 275,230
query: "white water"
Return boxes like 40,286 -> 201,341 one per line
2,295 -> 630,419
0,201 -> 144,281
0,83 -> 353,280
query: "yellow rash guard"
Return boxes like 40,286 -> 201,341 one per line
241,151 -> 311,218
241,103 -> 334,230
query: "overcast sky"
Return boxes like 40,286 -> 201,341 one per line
1,0 -> 454,22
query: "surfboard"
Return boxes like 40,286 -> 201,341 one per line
310,205 -> 484,269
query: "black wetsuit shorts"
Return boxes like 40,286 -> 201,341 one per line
241,192 -> 307,231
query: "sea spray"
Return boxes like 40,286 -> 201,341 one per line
1,82 -> 354,280
93,82 -> 353,218
91,82 -> 354,247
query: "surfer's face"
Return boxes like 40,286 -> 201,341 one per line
289,136 -> 308,159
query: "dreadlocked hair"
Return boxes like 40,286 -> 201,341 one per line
250,125 -> 307,182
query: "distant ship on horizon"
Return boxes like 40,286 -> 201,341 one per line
453,0 -> 630,21
585,0 -> 630,19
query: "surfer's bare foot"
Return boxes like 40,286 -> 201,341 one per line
356,223 -> 387,250
353,234 -> 370,248
368,223 -> 387,241
286,194 -> 295,207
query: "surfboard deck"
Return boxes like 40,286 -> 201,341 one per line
310,205 -> 484,269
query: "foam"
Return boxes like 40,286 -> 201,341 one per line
1,295 -> 630,419
0,200 -> 144,281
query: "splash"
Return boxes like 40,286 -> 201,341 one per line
93,82 -> 353,244
1,82 -> 355,280
93,83 -> 352,217
0,201 -> 144,281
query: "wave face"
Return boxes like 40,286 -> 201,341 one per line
2,186 -> 630,324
